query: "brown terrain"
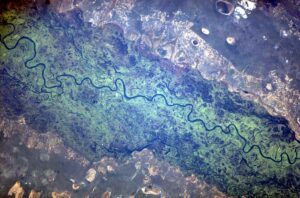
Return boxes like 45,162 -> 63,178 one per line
48,0 -> 300,140
0,116 -> 228,197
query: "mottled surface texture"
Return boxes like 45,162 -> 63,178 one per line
0,0 -> 300,197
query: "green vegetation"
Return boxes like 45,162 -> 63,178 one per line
0,8 -> 300,197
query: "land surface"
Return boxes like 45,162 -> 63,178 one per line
0,0 -> 300,197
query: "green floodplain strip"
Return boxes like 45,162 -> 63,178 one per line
0,8 -> 300,197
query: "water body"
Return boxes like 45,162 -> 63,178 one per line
0,6 -> 300,197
